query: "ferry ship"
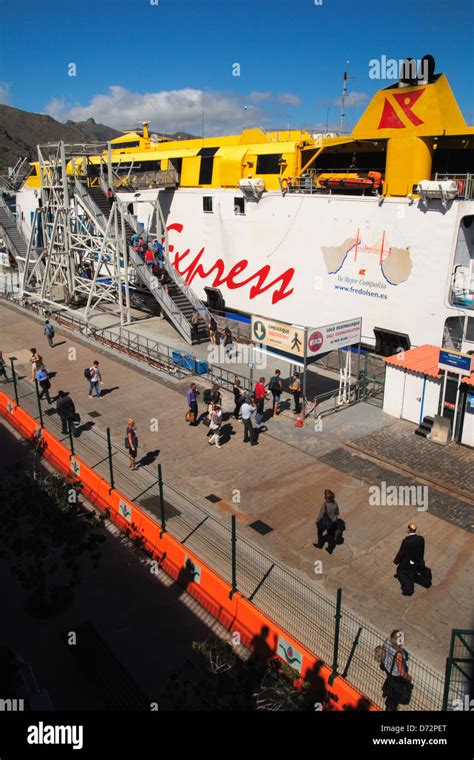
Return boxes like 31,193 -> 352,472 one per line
5,56 -> 474,354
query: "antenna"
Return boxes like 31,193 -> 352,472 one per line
339,61 -> 355,135
244,105 -> 248,130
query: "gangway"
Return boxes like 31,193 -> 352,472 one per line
75,178 -> 210,344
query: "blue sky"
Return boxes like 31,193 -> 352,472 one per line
0,0 -> 473,135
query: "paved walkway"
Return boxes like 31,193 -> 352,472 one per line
1,301 -> 473,696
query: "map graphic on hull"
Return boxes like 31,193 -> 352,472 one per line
322,234 -> 413,290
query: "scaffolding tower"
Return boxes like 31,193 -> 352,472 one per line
21,141 -> 132,326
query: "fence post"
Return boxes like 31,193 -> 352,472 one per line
106,427 -> 115,491
9,358 -> 19,405
229,515 -> 237,598
328,587 -> 342,686
34,378 -> 44,428
441,629 -> 457,711
158,463 -> 166,536
67,418 -> 75,455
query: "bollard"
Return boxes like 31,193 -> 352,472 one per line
229,514 -> 237,599
106,427 -> 115,491
158,463 -> 167,536
34,378 -> 44,428
9,358 -> 19,405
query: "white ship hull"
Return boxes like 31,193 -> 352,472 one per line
15,186 -> 474,350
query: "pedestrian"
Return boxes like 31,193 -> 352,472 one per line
208,316 -> 218,345
30,348 -> 43,382
36,363 -> 52,403
191,310 -> 201,342
289,371 -> 302,413
87,360 -> 103,398
232,377 -> 244,419
240,396 -> 257,445
393,523 -> 426,597
254,377 -> 267,424
125,419 -> 139,470
268,369 -> 282,416
106,187 -> 114,208
0,350 -> 8,382
152,239 -> 164,263
43,319 -> 56,348
159,268 -> 170,294
144,248 -> 155,271
208,404 -> 223,448
56,390 -> 77,435
186,382 -> 199,426
315,489 -> 341,554
223,326 -> 233,357
378,630 -> 413,711
210,383 -> 222,406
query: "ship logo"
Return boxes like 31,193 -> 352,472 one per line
378,88 -> 425,129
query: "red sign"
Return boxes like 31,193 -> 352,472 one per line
308,331 -> 324,353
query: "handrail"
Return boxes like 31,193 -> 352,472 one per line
115,198 -> 211,327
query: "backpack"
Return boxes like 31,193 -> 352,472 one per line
84,367 -> 92,380
203,389 -> 212,404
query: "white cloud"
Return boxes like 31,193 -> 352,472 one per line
278,92 -> 302,106
45,86 -> 267,136
343,91 -> 370,108
0,83 -> 10,105
248,91 -> 274,103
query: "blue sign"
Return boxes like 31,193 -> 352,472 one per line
439,350 -> 472,376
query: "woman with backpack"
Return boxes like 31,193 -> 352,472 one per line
376,630 -> 413,711
268,369 -> 282,416
125,419 -> 139,470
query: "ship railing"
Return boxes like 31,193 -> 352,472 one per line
434,173 -> 473,200
278,175 -> 320,194
112,169 -> 179,191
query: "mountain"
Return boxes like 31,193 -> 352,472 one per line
0,105 -> 120,173
0,104 -> 200,174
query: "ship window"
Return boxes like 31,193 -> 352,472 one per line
199,149 -> 218,185
234,197 -> 245,215
203,196 -> 213,213
256,154 -> 282,174
111,140 -> 140,150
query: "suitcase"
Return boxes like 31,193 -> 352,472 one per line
415,566 -> 432,588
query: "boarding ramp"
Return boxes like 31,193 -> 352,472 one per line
74,179 -> 210,344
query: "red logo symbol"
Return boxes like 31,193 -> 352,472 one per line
308,331 -> 324,353
378,88 -> 425,129
358,268 -> 366,275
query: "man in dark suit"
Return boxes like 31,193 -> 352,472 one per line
393,523 -> 425,596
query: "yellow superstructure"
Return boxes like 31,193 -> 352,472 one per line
25,68 -> 473,196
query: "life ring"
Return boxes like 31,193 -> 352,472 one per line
455,179 -> 464,196
281,177 -> 290,191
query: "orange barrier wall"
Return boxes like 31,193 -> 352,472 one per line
0,391 -> 377,711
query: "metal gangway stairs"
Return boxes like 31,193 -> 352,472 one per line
0,196 -> 45,290
74,179 -> 210,344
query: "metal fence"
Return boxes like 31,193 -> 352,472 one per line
442,629 -> 474,711
1,365 -> 464,712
